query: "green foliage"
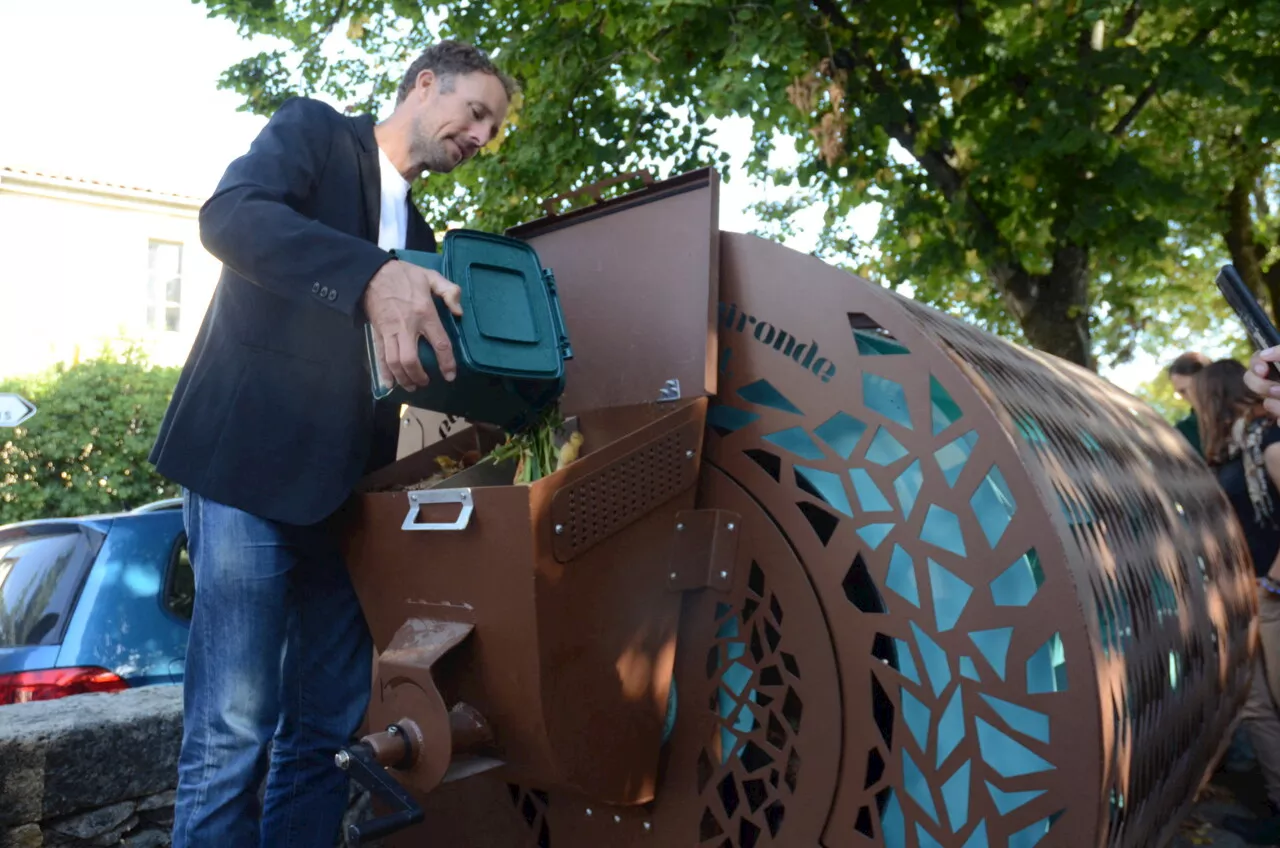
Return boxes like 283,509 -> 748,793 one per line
1130,371 -> 1190,426
197,0 -> 1280,367
0,344 -> 181,525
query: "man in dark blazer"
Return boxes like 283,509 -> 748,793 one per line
149,40 -> 514,848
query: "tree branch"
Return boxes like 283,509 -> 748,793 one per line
1109,10 -> 1228,137
1262,240 -> 1280,327
807,0 -> 1035,303
1116,0 -> 1143,41
1224,167 -> 1267,298
809,0 -> 858,36
1256,166 -> 1273,221
1109,85 -> 1157,139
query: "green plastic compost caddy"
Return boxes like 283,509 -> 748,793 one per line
365,229 -> 573,432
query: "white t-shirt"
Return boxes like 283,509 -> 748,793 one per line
376,145 -> 410,251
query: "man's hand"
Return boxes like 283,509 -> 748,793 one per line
1246,347 -> 1280,419
363,260 -> 463,392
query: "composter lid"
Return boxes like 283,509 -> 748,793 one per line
437,229 -> 568,379
504,168 -> 720,415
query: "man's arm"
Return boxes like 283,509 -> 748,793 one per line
198,96 -> 390,318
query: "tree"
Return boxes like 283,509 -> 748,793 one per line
0,344 -> 181,525
1216,152 -> 1280,325
1136,37 -> 1280,327
198,0 -> 1280,369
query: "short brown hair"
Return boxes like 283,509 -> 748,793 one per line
396,39 -> 518,104
1167,351 -> 1211,377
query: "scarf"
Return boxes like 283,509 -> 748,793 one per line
1228,414 -> 1278,530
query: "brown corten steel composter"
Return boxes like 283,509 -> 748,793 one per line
337,168 -> 1258,848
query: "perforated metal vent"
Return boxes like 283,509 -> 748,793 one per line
551,419 -> 702,562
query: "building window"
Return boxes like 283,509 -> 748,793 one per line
147,240 -> 183,332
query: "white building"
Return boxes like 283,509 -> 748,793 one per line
0,165 -> 453,456
0,166 -> 223,379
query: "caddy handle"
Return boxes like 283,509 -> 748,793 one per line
402,489 -> 475,531
542,268 -> 574,361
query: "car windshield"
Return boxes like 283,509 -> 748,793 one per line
0,527 -> 97,648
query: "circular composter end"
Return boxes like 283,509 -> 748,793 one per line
386,233 -> 1256,848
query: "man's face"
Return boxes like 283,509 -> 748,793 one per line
408,70 -> 510,174
1171,373 -> 1193,399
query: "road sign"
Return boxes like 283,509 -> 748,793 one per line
0,394 -> 37,427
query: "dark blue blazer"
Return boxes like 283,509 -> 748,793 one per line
149,96 -> 437,526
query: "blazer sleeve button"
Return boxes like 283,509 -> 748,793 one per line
312,282 -> 320,293
328,289 -> 338,301
320,286 -> 329,298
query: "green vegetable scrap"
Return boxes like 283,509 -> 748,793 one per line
484,404 -> 582,484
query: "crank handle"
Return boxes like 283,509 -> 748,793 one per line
336,734 -> 424,846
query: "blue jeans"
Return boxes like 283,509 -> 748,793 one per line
173,491 -> 373,848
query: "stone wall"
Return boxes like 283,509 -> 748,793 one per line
0,685 -> 374,847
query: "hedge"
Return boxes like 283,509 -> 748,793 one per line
0,344 -> 182,526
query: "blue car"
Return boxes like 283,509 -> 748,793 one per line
0,498 -> 191,705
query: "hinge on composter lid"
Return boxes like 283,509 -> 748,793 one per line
666,509 -> 742,594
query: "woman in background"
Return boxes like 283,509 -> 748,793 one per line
1192,358 -> 1280,844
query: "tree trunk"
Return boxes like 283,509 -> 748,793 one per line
1222,166 -> 1280,324
996,244 -> 1094,370
1265,264 -> 1280,331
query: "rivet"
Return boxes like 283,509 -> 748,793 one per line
669,572 -> 678,581
727,522 -> 736,531
614,815 -> 622,823
685,449 -> 694,459
644,822 -> 652,832
720,571 -> 728,579
677,523 -> 685,531
586,808 -> 593,817
555,524 -> 564,535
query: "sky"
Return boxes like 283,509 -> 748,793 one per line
0,0 -> 277,198
0,0 -> 1180,392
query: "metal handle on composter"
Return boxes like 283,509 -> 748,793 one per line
402,489 -> 475,531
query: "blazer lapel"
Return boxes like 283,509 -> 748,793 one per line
352,110 -> 436,252
352,113 -> 380,243
406,204 -> 438,253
